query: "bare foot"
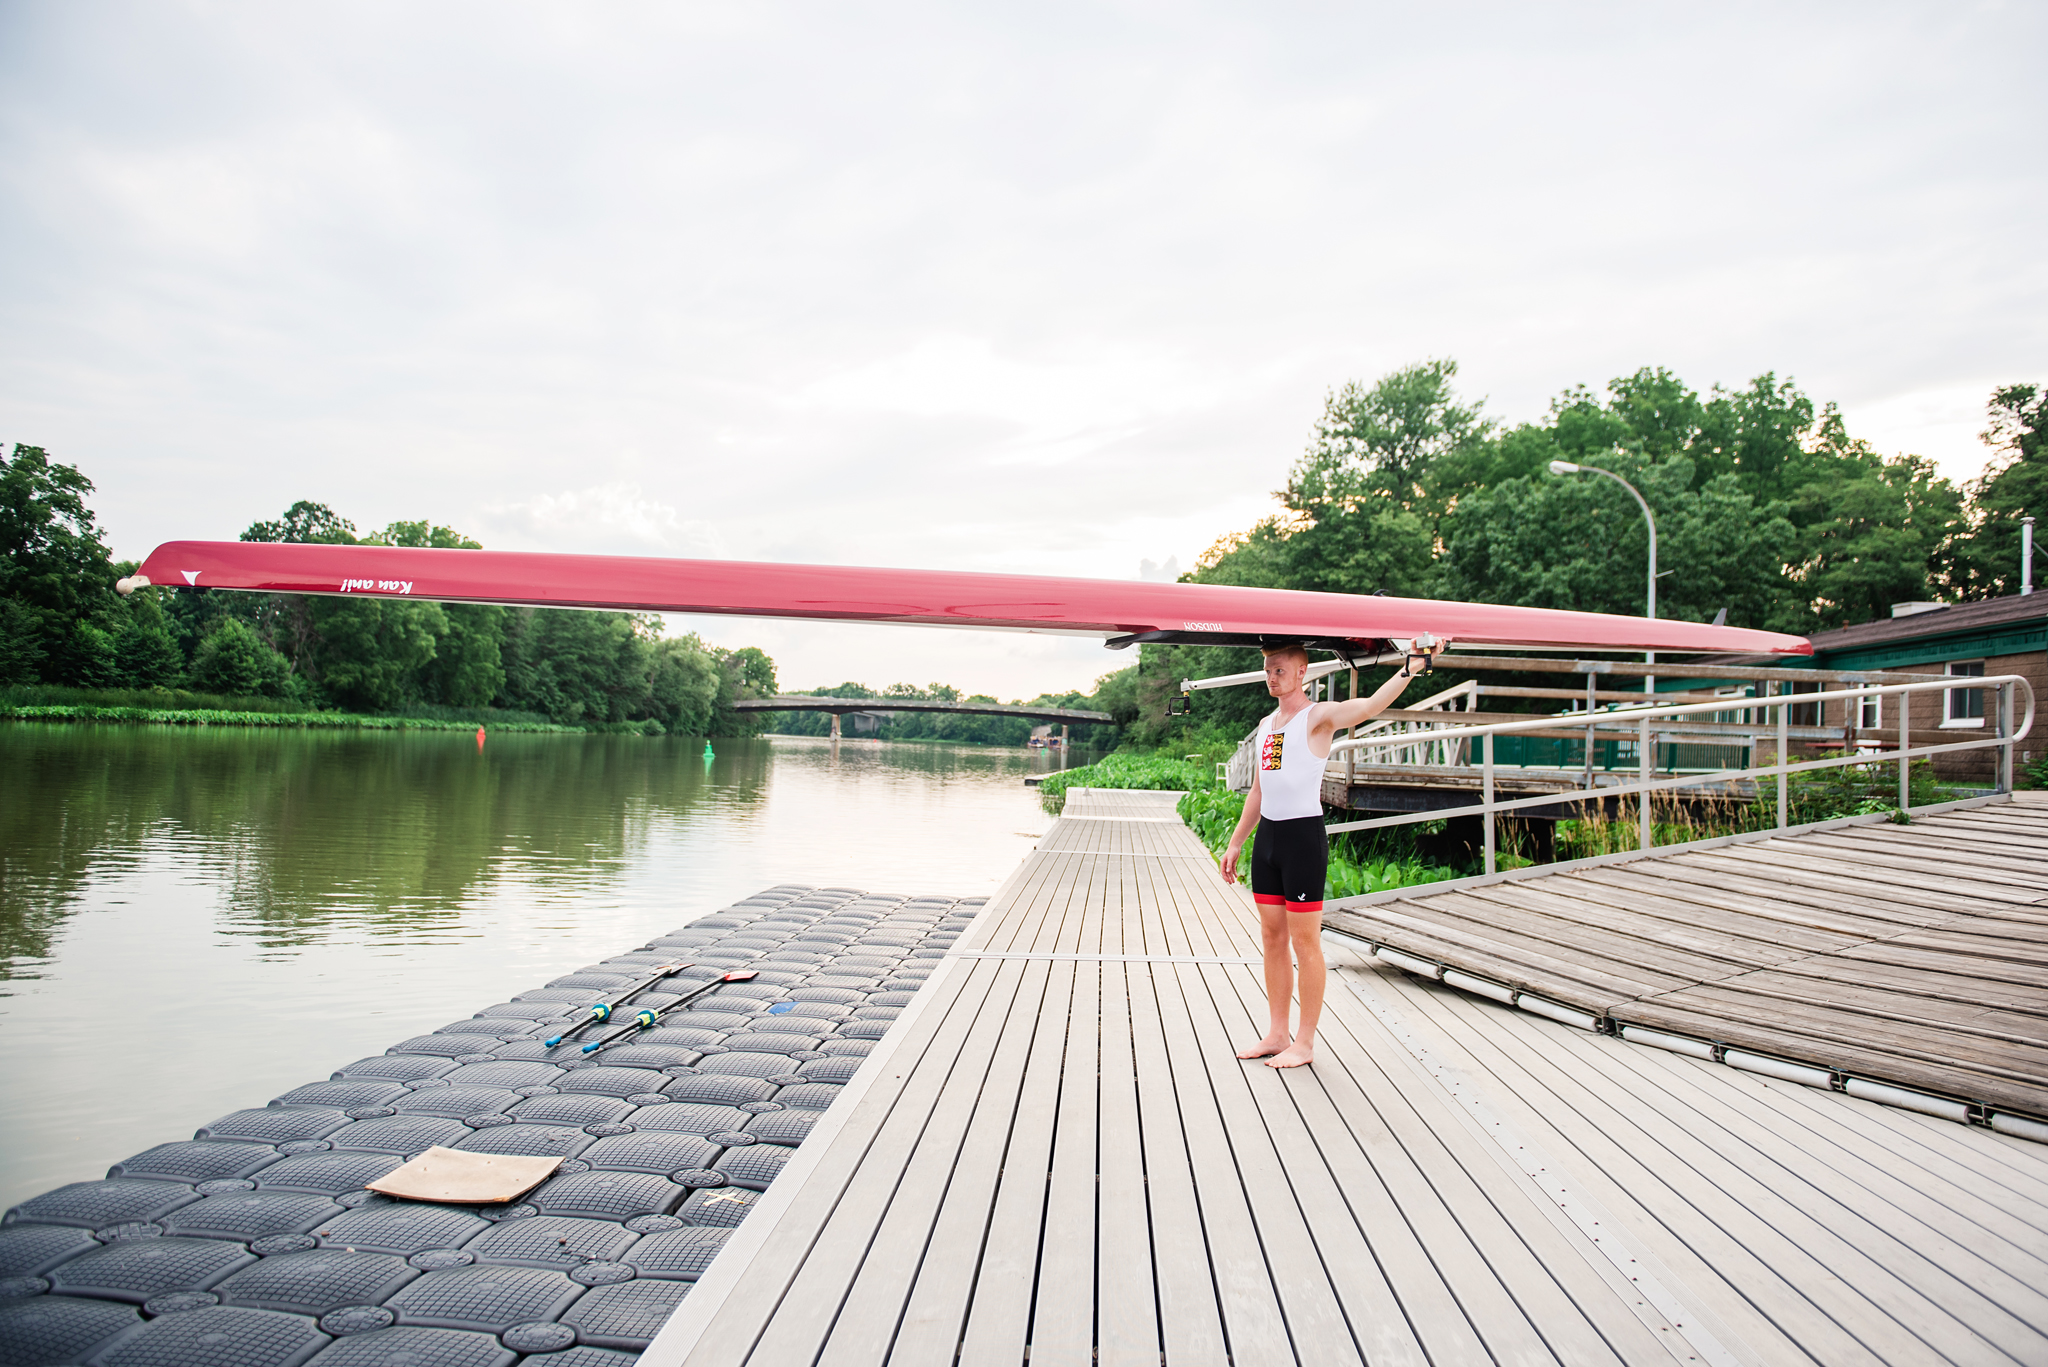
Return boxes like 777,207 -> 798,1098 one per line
1236,1032 -> 1290,1060
1265,1043 -> 1315,1069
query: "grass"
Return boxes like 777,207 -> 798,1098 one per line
1036,752 -> 1214,814
0,685 -> 625,733
0,703 -> 580,732
1553,755 -> 1975,859
0,683 -> 308,714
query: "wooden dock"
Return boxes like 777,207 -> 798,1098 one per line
1328,795 -> 2048,1122
644,788 -> 2048,1366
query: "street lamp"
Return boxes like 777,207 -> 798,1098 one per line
1549,459 -> 1658,688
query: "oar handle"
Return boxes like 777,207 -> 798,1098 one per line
542,962 -> 689,1049
581,1007 -> 660,1055
579,971 -> 758,1057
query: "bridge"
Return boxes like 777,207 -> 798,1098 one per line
735,695 -> 1113,725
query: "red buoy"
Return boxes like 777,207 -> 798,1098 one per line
476,726 -> 486,749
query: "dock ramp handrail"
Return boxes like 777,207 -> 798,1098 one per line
1324,674 -> 2033,872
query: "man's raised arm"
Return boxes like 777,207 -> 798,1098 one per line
1315,636 -> 1449,734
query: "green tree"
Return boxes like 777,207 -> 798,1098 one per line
648,635 -> 723,735
57,622 -> 120,689
1289,359 -> 1490,513
242,502 -> 358,545
1262,502 -> 1437,599
0,444 -> 121,682
501,609 -> 654,724
1691,373 -> 1816,505
113,621 -> 185,688
1946,384 -> 2046,600
1092,665 -> 1140,730
365,519 -> 482,551
360,519 -> 509,708
1439,454 -> 1797,627
305,597 -> 448,711
189,619 -> 296,697
0,599 -> 47,684
708,645 -> 778,735
1779,407 -> 1962,628
422,604 -> 507,708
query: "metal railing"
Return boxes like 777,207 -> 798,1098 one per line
1341,679 -> 1477,770
1319,675 -> 2033,875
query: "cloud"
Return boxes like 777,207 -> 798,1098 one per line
1138,555 -> 1181,582
1,2 -> 2042,695
485,482 -> 727,558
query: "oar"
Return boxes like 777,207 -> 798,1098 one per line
543,962 -> 694,1048
580,970 -> 760,1057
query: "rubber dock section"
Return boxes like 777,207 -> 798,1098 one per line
1327,794 -> 2048,1126
0,886 -> 979,1366
648,787 -> 2048,1367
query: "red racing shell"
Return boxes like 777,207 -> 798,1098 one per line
127,541 -> 1812,658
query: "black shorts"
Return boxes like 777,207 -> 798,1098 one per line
1250,815 -> 1327,912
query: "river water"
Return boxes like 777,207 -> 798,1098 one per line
0,724 -> 1068,1210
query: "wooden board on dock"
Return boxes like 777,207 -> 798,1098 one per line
642,787 -> 2048,1367
1328,795 -> 2048,1119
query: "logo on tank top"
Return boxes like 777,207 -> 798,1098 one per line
1261,731 -> 1284,770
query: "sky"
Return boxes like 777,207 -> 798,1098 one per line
2,1 -> 2043,699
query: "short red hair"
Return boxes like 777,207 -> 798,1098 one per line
1260,643 -> 1310,666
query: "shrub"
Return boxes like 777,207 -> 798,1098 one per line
189,620 -> 296,698
1038,752 -> 1213,814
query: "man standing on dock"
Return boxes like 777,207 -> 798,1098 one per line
1222,638 -> 1444,1068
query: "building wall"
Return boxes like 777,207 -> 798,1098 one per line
1804,608 -> 2045,789
1790,650 -> 2040,785
1893,649 -> 2042,784
1666,651 -> 2039,788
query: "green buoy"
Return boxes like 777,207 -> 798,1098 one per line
703,742 -> 715,761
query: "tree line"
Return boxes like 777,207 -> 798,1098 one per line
1133,365 -> 2044,745
0,459 -> 777,733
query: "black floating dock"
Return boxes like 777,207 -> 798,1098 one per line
0,886 -> 980,1366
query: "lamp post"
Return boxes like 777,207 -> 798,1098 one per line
1549,460 -> 1658,689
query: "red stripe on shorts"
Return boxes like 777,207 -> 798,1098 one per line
1290,900 -> 1324,914
1252,893 -> 1287,907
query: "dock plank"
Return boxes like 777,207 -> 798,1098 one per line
1328,797 -> 2048,1120
1372,967 -> 2026,1367
649,788 -> 2048,1367
1095,963 -> 1160,1367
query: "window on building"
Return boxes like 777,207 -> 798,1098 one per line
1786,680 -> 1822,727
1858,691 -> 1882,730
1945,660 -> 1986,726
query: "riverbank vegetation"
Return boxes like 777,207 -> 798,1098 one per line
0,453 -> 777,733
0,701 -> 582,732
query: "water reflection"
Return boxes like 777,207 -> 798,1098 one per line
0,725 -> 1062,1207
2,727 -> 785,966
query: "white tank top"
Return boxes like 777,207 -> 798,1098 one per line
1254,705 -> 1324,821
